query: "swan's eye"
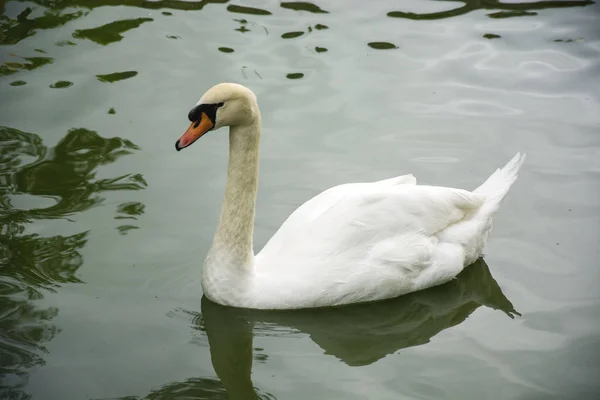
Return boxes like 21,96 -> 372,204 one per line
217,102 -> 224,107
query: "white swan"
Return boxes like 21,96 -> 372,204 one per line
175,83 -> 525,310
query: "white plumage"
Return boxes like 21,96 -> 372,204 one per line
175,83 -> 525,310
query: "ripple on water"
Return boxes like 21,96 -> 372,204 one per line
532,175 -> 600,212
479,49 -> 588,73
402,98 -> 523,116
412,155 -> 461,164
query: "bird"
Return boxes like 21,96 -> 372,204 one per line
174,82 -> 525,310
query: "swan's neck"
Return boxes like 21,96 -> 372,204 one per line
206,119 -> 260,275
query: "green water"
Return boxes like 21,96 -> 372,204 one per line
1,1 -> 599,399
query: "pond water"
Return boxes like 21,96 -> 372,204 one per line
1,1 -> 599,399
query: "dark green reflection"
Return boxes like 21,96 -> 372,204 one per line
235,26 -> 250,33
0,7 -> 85,45
115,202 -> 145,219
233,18 -> 249,33
157,259 -> 516,399
286,73 -> 304,79
0,232 -> 85,400
33,0 -> 228,11
115,201 -> 144,234
281,31 -> 304,39
368,41 -> 398,50
554,38 -> 584,43
387,0 -> 594,20
96,71 -> 138,83
49,80 -> 73,88
1,1 -> 228,45
1,128 -> 146,219
0,126 -> 146,398
72,18 -> 153,45
0,56 -> 54,77
10,80 -> 27,86
483,33 -> 502,39
280,2 -> 329,13
488,10 -> 537,18
227,4 -> 272,15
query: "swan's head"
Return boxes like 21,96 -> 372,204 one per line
175,83 -> 258,151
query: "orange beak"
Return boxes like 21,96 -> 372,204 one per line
175,112 -> 214,151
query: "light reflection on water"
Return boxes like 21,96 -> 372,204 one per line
1,0 -> 599,399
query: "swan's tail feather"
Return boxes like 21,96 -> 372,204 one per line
439,153 -> 525,266
473,152 -> 526,213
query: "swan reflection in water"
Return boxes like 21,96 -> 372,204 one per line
129,258 -> 517,400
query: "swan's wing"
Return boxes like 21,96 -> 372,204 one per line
253,181 -> 486,307
277,174 -> 417,224
257,180 -> 484,261
373,174 -> 417,186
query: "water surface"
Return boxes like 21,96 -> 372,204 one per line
1,1 -> 600,399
